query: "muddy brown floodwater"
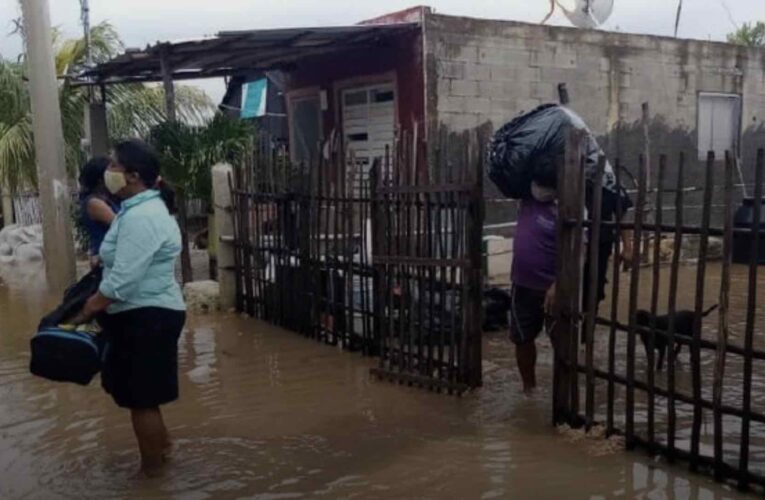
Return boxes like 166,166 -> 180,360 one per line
0,262 -> 756,499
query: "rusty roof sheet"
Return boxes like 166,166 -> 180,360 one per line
79,23 -> 418,85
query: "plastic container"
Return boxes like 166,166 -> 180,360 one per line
732,197 -> 765,265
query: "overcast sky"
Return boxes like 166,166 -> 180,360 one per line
1,0 -> 763,102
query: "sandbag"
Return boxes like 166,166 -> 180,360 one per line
487,103 -> 620,199
30,327 -> 103,386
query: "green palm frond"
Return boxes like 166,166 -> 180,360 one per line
107,84 -> 213,140
0,21 -> 215,195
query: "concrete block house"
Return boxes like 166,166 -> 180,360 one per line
88,6 -> 765,224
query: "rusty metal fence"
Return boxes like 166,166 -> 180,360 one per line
230,131 -> 484,393
553,125 -> 765,490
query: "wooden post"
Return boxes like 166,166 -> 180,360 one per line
665,152 -> 685,462
606,159 -> 623,434
641,103 -> 651,264
626,153 -> 648,447
465,133 -> 484,388
690,151 -> 714,471
160,45 -> 177,122
584,155 -> 605,429
558,83 -> 570,105
738,149 -> 764,490
553,128 -> 585,424
0,186 -> 13,228
20,0 -> 76,292
159,45 -> 192,284
647,154 -> 667,449
713,152 -> 734,481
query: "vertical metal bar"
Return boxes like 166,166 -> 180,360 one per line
585,155 -> 605,429
666,152 -> 685,462
690,151 -> 714,471
647,154 -> 667,448
713,151 -> 734,481
607,159 -> 623,434
626,153 -> 648,447
738,148 -> 763,490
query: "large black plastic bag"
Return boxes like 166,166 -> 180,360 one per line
487,103 -> 619,199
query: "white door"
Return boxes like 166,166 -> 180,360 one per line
697,93 -> 741,160
342,83 -> 396,183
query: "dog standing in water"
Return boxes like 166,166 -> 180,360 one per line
635,304 -> 719,371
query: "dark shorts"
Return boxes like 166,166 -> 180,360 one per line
582,244 -> 612,307
508,284 -> 550,345
101,307 -> 186,409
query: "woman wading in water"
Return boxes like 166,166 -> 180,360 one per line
73,139 -> 186,476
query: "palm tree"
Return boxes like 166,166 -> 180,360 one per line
727,22 -> 765,47
0,22 -> 213,195
149,115 -> 255,282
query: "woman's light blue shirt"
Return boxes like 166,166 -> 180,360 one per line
99,189 -> 186,314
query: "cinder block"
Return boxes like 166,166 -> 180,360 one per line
450,79 -> 479,97
439,111 -> 482,132
439,42 -> 480,63
478,80 -> 513,99
530,82 -> 556,101
490,65 -> 519,82
464,62 -> 492,81
467,97 -> 493,114
439,95 -> 469,114
439,60 -> 466,80
516,98 -> 542,114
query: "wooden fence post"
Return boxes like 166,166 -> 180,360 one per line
553,128 -> 585,425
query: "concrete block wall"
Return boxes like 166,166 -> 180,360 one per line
424,13 -> 765,225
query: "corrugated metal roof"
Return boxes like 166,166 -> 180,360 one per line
79,23 -> 418,85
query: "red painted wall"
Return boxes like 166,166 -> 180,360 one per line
283,30 -> 425,139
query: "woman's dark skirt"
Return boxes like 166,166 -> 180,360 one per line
100,307 -> 186,409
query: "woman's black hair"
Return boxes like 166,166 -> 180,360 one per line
78,156 -> 111,196
157,179 -> 178,215
113,139 -> 161,188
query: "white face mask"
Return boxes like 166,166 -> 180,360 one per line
104,170 -> 127,195
531,181 -> 556,203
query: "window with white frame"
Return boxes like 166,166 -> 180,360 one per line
697,93 -> 741,160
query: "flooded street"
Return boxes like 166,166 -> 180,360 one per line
0,264 -> 755,499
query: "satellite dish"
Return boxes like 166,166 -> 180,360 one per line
556,0 -> 614,29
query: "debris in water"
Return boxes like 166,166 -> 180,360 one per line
556,424 -> 625,456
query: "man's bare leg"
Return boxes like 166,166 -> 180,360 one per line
515,341 -> 537,395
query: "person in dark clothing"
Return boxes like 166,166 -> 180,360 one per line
78,156 -> 120,268
582,183 -> 634,332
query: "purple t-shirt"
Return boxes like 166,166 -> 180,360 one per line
511,198 -> 557,291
